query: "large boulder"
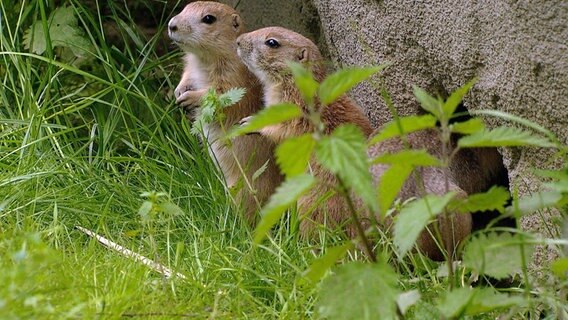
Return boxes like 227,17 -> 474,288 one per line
310,0 -> 567,270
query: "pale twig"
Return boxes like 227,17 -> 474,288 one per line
75,226 -> 187,280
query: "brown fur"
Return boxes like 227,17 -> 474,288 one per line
237,27 -> 471,260
168,2 -> 283,223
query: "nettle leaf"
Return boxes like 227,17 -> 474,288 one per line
394,193 -> 456,258
551,257 -> 568,279
218,88 -> 246,107
397,290 -> 421,315
377,165 -> 414,216
372,149 -> 441,167
23,6 -> 92,57
287,61 -> 319,104
463,232 -> 534,279
315,124 -> 378,211
317,262 -> 400,320
254,174 -> 315,244
450,118 -> 485,134
465,288 -> 525,315
301,242 -> 353,284
369,115 -> 437,145
413,86 -> 442,119
449,186 -> 510,214
319,65 -> 385,105
228,103 -> 302,138
437,287 -> 475,318
506,190 -> 563,216
458,126 -> 556,148
276,133 -> 316,177
442,79 -> 477,119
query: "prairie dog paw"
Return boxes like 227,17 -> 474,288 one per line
176,90 -> 202,111
174,83 -> 193,99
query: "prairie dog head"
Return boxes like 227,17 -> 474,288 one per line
236,27 -> 324,87
168,2 -> 244,56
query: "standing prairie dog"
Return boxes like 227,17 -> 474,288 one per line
236,27 -> 472,260
168,2 -> 283,223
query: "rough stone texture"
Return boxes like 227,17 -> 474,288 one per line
219,0 -> 326,54
310,0 -> 567,271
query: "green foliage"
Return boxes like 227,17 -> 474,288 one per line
318,66 -> 385,105
438,287 -> 524,318
316,124 -> 378,211
450,117 -> 485,134
228,103 -> 302,137
23,5 -> 93,61
377,165 -> 414,216
275,133 -> 316,177
372,149 -> 441,167
369,115 -> 437,144
449,186 -> 510,214
463,232 -> 535,279
301,243 -> 353,284
254,174 -> 316,244
441,78 -> 477,119
317,262 -> 400,320
458,126 -> 556,148
192,87 -> 246,134
394,193 -> 457,258
287,61 -> 319,105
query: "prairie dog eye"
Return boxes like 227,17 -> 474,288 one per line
201,15 -> 216,24
265,39 -> 280,48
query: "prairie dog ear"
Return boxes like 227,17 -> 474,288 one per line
231,14 -> 243,32
297,48 -> 309,62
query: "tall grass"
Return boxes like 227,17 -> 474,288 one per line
0,1 -> 322,318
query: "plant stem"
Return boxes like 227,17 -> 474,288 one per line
337,177 -> 377,263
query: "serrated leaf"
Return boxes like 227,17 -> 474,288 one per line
450,118 -> 485,134
317,262 -> 400,320
394,193 -> 456,258
276,133 -> 316,177
506,190 -> 563,216
369,115 -> 437,145
551,257 -> 568,279
437,287 -> 474,318
254,174 -> 315,244
23,6 -> 92,57
372,149 -> 441,167
449,186 -> 510,214
377,165 -> 413,216
465,288 -> 525,315
397,290 -> 421,315
413,86 -> 442,119
301,242 -> 353,284
315,124 -> 378,211
218,88 -> 246,107
159,201 -> 184,216
287,61 -> 319,105
138,201 -> 153,223
442,79 -> 477,118
228,103 -> 302,138
319,65 -> 385,105
458,126 -> 555,148
463,232 -> 534,279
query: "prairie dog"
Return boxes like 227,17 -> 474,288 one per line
237,27 -> 471,260
168,2 -> 283,223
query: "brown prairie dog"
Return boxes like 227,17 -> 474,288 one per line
236,26 -> 471,260
168,2 -> 283,223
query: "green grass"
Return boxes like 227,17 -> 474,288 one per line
0,1 -> 324,318
1,1 -> 566,319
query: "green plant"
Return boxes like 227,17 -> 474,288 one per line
232,62 -> 568,319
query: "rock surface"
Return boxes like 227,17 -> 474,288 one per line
310,0 -> 567,270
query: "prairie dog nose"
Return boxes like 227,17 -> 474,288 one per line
168,18 -> 178,32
